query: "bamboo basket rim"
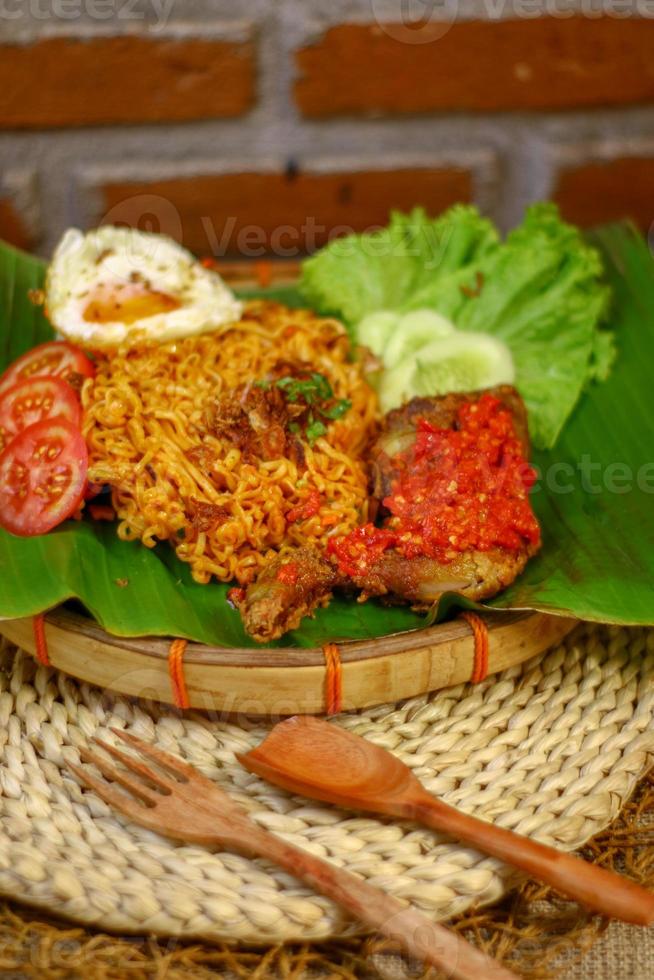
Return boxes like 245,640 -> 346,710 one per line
30,604 -> 543,667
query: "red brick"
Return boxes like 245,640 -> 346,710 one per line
0,35 -> 254,128
295,18 -> 654,116
98,168 -> 473,257
0,198 -> 32,251
553,157 -> 654,231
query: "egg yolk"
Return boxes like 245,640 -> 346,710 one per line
83,282 -> 181,325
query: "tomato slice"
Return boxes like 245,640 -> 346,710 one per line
0,340 -> 95,395
0,418 -> 88,536
0,376 -> 81,452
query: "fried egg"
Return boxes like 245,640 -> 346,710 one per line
45,226 -> 243,349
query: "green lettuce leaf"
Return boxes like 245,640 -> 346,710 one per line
453,204 -> 612,448
300,206 -> 498,330
588,328 -> 617,383
300,203 -> 612,449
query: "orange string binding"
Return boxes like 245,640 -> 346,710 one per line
459,611 -> 490,684
168,639 -> 190,709
322,642 -> 342,716
32,614 -> 50,666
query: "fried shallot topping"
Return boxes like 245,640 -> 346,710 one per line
203,383 -> 305,462
202,361 -> 350,463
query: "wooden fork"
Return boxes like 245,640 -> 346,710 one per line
67,729 -> 519,980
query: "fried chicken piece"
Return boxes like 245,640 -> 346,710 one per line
370,385 -> 529,502
236,386 -> 540,642
360,385 -> 538,603
348,548 -> 533,604
237,544 -> 529,643
235,548 -> 342,643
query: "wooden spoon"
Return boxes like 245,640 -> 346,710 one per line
238,715 -> 654,926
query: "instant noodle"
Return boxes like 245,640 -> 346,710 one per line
82,302 -> 377,586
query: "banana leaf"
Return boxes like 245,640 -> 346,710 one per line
490,223 -> 654,622
0,226 -> 652,648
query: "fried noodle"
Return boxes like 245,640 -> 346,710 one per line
81,301 -> 377,585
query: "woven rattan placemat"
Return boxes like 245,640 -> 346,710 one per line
0,622 -> 652,950
0,770 -> 653,978
0,745 -> 652,978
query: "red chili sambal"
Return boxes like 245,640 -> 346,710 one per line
327,524 -> 398,579
329,393 -> 540,576
276,561 -> 299,585
286,489 -> 322,524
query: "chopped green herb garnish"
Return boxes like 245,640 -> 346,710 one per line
275,373 -> 334,404
305,419 -> 327,444
253,371 -> 351,445
321,399 -> 351,420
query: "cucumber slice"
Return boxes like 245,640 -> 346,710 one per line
356,311 -> 399,356
377,332 -> 514,412
413,332 -> 515,397
376,358 -> 417,413
384,309 -> 455,367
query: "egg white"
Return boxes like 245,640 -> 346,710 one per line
45,226 -> 243,348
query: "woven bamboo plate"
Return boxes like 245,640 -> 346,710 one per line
0,261 -> 575,714
0,608 -> 576,714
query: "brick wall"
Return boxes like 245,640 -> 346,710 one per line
1,0 -> 654,258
